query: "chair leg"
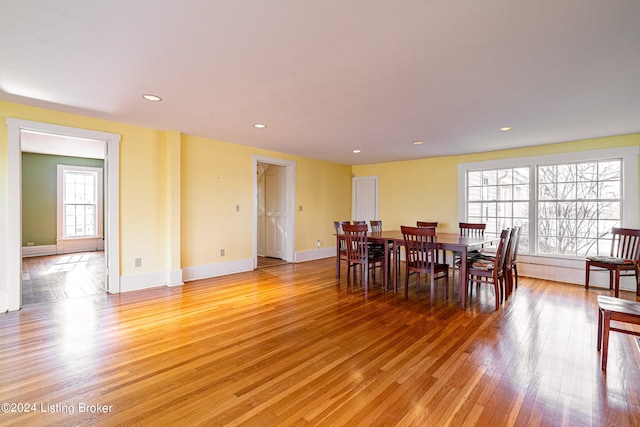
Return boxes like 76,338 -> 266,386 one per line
614,269 -> 620,298
585,264 -> 590,290
514,264 -> 519,289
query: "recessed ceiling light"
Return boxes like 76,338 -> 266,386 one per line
500,126 -> 513,132
253,123 -> 267,129
142,94 -> 162,102
352,149 -> 361,154
412,140 -> 424,145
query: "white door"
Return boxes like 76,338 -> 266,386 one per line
352,176 -> 379,222
265,165 -> 286,258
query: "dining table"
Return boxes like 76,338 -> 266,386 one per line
335,230 -> 498,309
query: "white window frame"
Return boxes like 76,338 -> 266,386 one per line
57,164 -> 104,241
458,146 -> 639,261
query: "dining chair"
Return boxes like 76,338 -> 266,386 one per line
416,221 -> 441,262
333,221 -> 349,268
585,227 -> 640,298
342,223 -> 386,289
416,221 -> 438,228
476,227 -> 519,299
401,225 -> 449,304
353,220 -> 366,225
507,226 -> 522,293
459,222 -> 487,238
466,228 -> 509,310
453,222 -> 488,283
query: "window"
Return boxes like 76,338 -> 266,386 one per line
458,147 -> 638,258
537,160 -> 621,257
467,167 -> 530,248
57,165 -> 103,239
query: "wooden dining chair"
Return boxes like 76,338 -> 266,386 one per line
342,224 -> 386,289
459,222 -> 487,238
453,222 -> 488,283
333,221 -> 349,265
585,227 -> 640,297
466,229 -> 509,310
401,225 -> 449,304
416,221 -> 438,228
507,226 -> 522,293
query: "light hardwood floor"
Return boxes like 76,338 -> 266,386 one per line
1,257 -> 639,426
21,251 -> 105,305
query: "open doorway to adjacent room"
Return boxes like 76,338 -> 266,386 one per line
21,131 -> 106,305
254,156 -> 296,269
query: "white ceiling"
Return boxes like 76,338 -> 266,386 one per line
1,1 -> 639,165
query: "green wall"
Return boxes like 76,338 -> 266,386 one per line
21,153 -> 104,246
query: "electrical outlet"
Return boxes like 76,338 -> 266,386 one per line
220,249 -> 225,257
135,258 -> 142,268
317,239 -> 321,248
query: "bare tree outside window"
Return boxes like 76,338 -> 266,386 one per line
537,160 -> 621,256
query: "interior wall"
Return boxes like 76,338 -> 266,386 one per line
352,133 -> 640,231
22,153 -> 104,246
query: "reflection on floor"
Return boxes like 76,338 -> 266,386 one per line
257,256 -> 287,268
21,251 -> 105,306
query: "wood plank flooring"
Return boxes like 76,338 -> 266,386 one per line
1,257 -> 639,426
21,251 -> 105,306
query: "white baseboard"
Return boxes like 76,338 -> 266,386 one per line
182,258 -> 254,282
518,255 -> 637,292
0,291 -> 8,313
57,237 -> 103,254
22,245 -> 57,257
22,240 -> 104,258
295,247 -> 335,263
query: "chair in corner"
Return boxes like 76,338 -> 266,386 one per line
466,229 -> 509,310
343,223 -> 386,290
401,225 -> 449,305
586,227 -> 640,298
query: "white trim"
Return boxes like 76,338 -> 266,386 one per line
22,244 -> 58,258
56,164 -> 104,242
252,155 -> 296,267
295,247 -> 336,263
457,146 -> 639,286
5,118 -> 120,312
182,259 -> 254,282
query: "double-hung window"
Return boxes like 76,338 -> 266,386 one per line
57,165 -> 103,240
458,147 -> 638,258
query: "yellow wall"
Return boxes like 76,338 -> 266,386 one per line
0,100 -> 352,286
180,134 -> 352,267
353,134 -> 640,233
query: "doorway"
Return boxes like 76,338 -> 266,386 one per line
253,156 -> 296,268
21,132 -> 106,305
5,118 -> 120,312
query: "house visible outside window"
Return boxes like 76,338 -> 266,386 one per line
57,165 -> 103,240
458,147 -> 638,259
466,167 -> 530,250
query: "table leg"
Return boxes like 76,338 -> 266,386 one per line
460,247 -> 468,309
335,235 -> 341,279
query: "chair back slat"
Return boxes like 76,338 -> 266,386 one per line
459,222 -> 486,238
611,228 -> 640,262
401,225 -> 437,272
343,224 -> 369,263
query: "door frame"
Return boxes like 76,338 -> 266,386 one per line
252,155 -> 296,267
5,118 -> 120,312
